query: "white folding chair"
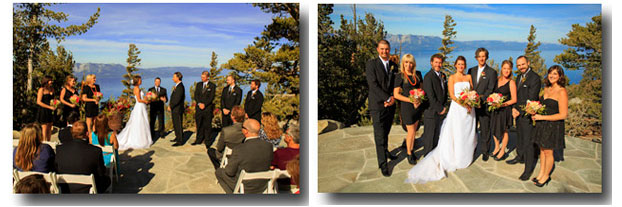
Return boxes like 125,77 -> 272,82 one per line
233,170 -> 274,194
271,169 -> 292,194
56,173 -> 98,194
219,147 -> 233,168
13,169 -> 59,194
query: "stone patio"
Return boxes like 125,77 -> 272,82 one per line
318,125 -> 602,193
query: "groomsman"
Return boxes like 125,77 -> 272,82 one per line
509,55 -> 541,181
193,71 -> 216,146
467,48 -> 498,161
365,39 -> 398,177
169,72 -> 185,146
148,77 -> 168,139
244,79 -> 264,122
221,75 -> 243,127
421,53 -> 448,158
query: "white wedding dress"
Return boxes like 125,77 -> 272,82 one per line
405,81 -> 477,184
116,90 -> 153,150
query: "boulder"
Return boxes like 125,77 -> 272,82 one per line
318,119 -> 344,134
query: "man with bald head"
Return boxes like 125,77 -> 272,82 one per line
215,119 -> 273,194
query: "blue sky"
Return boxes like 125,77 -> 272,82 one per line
35,3 -> 274,68
329,4 -> 601,44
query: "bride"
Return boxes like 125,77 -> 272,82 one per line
406,56 -> 477,184
116,76 -> 153,150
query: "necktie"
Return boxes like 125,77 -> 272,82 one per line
438,72 -> 444,91
156,87 -> 159,94
385,62 -> 389,73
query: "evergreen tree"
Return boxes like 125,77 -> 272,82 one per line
439,15 -> 457,74
208,51 -> 226,110
524,25 -> 547,77
121,44 -> 141,98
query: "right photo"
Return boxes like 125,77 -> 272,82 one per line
318,4 -> 602,193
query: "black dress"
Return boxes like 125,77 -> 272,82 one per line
533,98 -> 565,150
37,92 -> 54,124
83,84 -> 100,118
62,87 -> 80,123
394,71 -> 424,125
490,80 -> 513,139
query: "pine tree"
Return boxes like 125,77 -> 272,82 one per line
121,44 -> 141,98
439,15 -> 457,74
208,51 -> 226,110
524,25 -> 547,77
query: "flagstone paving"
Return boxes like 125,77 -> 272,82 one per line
318,125 -> 602,193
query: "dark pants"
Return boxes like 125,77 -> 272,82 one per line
149,106 -> 165,138
207,148 -> 221,170
195,109 -> 214,146
171,107 -> 184,143
516,116 -> 538,176
370,106 -> 395,168
422,113 -> 442,157
215,168 -> 235,194
221,110 -> 233,127
475,107 -> 492,155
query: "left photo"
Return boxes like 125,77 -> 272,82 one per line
12,3 -> 300,194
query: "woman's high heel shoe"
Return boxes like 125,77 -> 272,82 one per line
408,153 -> 417,165
531,177 -> 538,183
534,177 -> 551,187
493,152 -> 507,161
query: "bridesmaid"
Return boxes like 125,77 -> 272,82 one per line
81,74 -> 101,134
490,60 -> 517,161
60,75 -> 79,127
36,76 -> 55,141
392,54 -> 424,165
531,65 -> 568,187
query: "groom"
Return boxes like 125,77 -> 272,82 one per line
421,53 -> 448,157
148,77 -> 168,139
169,72 -> 186,147
365,39 -> 397,177
468,48 -> 498,161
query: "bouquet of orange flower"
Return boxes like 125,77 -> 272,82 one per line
486,93 -> 505,112
408,88 -> 427,105
522,100 -> 546,126
69,95 -> 80,105
457,89 -> 480,113
94,92 -> 103,100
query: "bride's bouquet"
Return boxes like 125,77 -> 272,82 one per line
486,93 -> 505,112
408,88 -> 426,105
457,89 -> 480,113
522,100 -> 546,126
69,95 -> 80,105
145,92 -> 158,102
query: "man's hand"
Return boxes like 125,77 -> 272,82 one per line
160,96 -> 166,102
223,108 -> 230,115
198,103 -> 205,110
439,107 -> 447,115
167,106 -> 171,111
384,96 -> 395,107
512,108 -> 519,118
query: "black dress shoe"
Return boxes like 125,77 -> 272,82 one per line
482,154 -> 489,162
506,157 -> 521,165
172,143 -> 183,147
407,154 -> 417,165
386,151 -> 398,160
519,171 -> 531,181
380,164 -> 390,177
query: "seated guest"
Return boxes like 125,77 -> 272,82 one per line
13,123 -> 55,173
286,155 -> 300,194
55,121 -> 110,193
271,123 -> 300,170
208,105 -> 246,169
14,174 -> 51,194
215,119 -> 273,194
59,111 -> 80,144
259,112 -> 283,148
91,114 -> 119,168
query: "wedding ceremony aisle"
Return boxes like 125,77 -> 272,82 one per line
318,123 -> 602,193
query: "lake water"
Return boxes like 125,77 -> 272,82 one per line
407,50 -> 583,84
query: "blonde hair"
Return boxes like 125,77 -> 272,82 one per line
85,74 -> 96,85
400,54 -> 417,84
15,124 -> 42,171
261,112 -> 282,140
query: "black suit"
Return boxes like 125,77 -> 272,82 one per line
207,122 -> 245,169
244,90 -> 264,122
221,85 -> 243,127
514,68 -> 541,176
421,69 -> 448,156
148,86 -> 167,138
193,81 -> 216,146
215,137 -> 273,194
468,65 -> 498,156
55,139 -> 110,193
170,82 -> 185,144
365,57 -> 397,169
58,126 -> 73,144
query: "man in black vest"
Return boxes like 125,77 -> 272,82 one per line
509,55 -> 542,181
193,71 -> 216,147
244,79 -> 263,122
421,53 -> 448,158
365,39 -> 398,177
467,48 -> 498,161
148,77 -> 167,139
221,75 -> 243,127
